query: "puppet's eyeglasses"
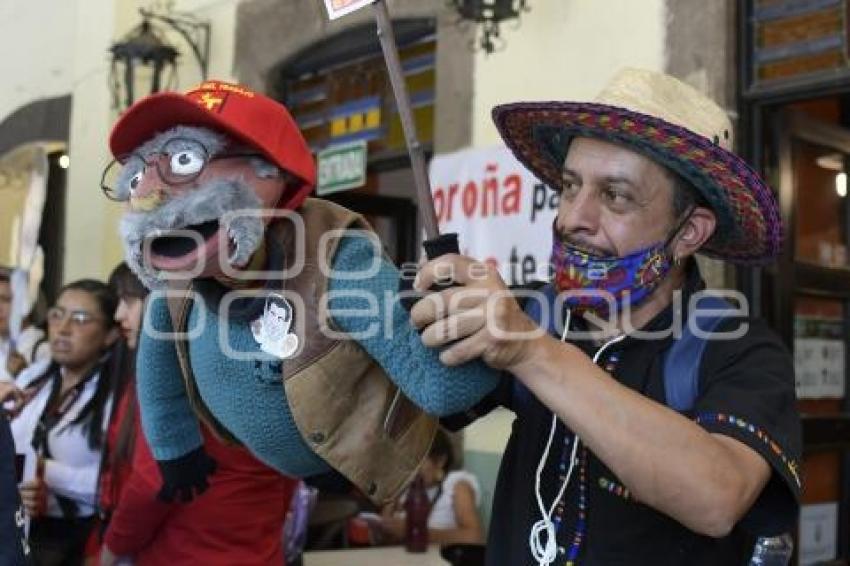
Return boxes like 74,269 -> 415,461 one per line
100,137 -> 263,202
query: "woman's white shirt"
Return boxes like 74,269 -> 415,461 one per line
0,336 -> 11,382
14,359 -> 50,389
10,363 -> 111,518
427,470 -> 481,530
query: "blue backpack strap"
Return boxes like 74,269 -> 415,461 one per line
662,294 -> 737,413
522,283 -> 558,332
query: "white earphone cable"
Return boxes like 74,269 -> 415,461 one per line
528,310 -> 626,565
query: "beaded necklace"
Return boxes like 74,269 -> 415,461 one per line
551,351 -> 621,565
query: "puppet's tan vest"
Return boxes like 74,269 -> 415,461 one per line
167,198 -> 437,504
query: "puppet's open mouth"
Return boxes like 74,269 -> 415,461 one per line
151,219 -> 220,258
145,219 -> 236,272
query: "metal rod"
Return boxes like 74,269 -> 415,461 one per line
372,0 -> 440,239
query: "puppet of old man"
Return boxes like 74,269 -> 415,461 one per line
102,80 -> 497,503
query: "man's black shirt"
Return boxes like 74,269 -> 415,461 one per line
449,269 -> 801,565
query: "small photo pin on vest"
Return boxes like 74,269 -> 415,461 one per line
251,293 -> 299,360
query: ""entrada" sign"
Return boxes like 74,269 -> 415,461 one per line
317,141 -> 368,195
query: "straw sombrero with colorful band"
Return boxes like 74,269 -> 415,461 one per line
492,68 -> 783,266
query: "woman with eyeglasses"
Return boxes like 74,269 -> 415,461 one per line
9,279 -> 119,566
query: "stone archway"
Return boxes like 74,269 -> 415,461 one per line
0,96 -> 71,298
0,95 -> 70,158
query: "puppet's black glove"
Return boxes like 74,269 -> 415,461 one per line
156,447 -> 218,502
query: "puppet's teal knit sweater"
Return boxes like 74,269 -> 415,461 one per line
137,236 -> 499,475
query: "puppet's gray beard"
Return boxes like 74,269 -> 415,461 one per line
119,179 -> 265,289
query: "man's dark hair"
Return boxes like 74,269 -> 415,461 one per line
670,170 -> 711,219
0,267 -> 10,284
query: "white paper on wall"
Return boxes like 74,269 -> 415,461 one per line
794,338 -> 845,399
799,502 -> 838,565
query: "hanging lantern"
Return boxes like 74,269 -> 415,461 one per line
108,9 -> 210,110
450,0 -> 529,54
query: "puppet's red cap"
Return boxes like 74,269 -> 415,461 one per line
109,80 -> 316,209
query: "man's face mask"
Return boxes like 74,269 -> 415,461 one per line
550,209 -> 694,317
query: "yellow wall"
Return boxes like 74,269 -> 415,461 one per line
0,0 -> 77,128
471,0 -> 667,147
0,0 -> 77,271
63,0 -> 119,283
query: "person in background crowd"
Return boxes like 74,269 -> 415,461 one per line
0,268 -> 50,383
10,280 -> 119,566
82,263 -> 148,564
6,296 -> 51,382
97,264 -> 299,566
375,428 -> 484,546
0,268 -> 14,382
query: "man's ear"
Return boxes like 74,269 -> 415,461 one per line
672,206 -> 716,261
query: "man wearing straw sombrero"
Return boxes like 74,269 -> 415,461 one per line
412,68 -> 800,565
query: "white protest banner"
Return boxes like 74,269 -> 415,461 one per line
322,0 -> 375,20
429,146 -> 559,286
799,502 -> 838,564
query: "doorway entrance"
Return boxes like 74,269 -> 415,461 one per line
752,102 -> 850,564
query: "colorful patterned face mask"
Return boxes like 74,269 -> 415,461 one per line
550,211 -> 692,317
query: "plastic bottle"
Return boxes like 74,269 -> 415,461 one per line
405,475 -> 430,553
34,455 -> 46,517
748,533 -> 794,566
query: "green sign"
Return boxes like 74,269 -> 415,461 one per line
317,141 -> 368,195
